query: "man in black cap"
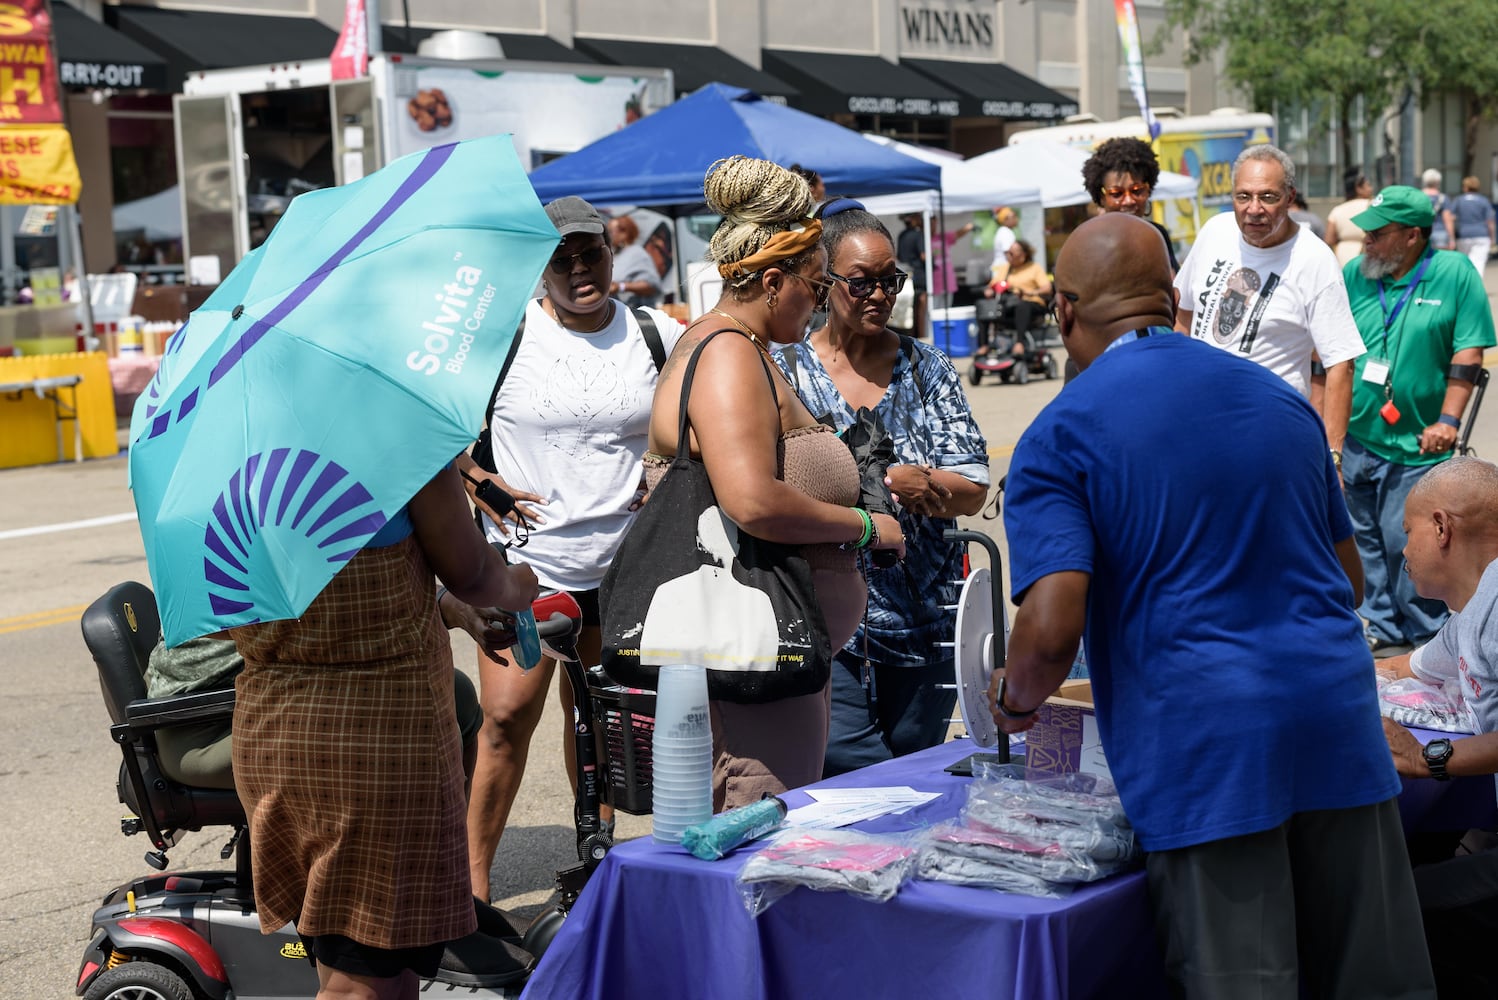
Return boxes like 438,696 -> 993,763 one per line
1341,185 -> 1496,658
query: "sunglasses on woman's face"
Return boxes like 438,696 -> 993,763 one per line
827,270 -> 909,299
547,244 -> 609,274
786,270 -> 835,310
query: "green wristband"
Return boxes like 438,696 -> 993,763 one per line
842,507 -> 873,550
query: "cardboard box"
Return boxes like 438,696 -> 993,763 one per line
1026,680 -> 1111,779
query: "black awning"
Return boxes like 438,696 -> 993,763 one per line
902,58 -> 1078,120
574,39 -> 796,100
379,27 -> 596,64
761,49 -> 961,118
53,2 -> 168,91
110,7 -> 338,90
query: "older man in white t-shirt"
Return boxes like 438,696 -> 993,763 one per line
1175,144 -> 1365,462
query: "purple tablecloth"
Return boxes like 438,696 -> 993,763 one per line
520,734 -> 1498,1000
520,740 -> 1166,1000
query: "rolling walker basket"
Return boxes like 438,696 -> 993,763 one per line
588,675 -> 656,815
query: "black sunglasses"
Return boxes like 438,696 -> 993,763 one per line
547,244 -> 609,274
827,269 -> 908,299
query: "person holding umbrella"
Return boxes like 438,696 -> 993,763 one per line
125,137 -> 562,999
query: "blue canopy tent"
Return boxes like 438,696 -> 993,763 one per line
527,83 -> 943,206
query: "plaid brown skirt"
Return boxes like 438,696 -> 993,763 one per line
231,535 -> 476,949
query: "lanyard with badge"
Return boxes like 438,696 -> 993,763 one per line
1364,252 -> 1433,424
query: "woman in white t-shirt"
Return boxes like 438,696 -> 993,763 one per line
455,196 -> 684,900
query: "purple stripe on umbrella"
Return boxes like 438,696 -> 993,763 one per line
144,143 -> 458,442
319,511 -> 387,549
326,549 -> 362,563
205,559 -> 250,591
211,496 -> 248,558
178,388 -> 198,422
257,448 -> 290,526
227,469 -> 253,545
306,481 -> 375,537
205,143 -> 458,393
290,462 -> 347,531
204,526 -> 247,575
209,593 -> 255,616
276,450 -> 319,525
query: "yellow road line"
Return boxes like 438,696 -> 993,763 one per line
988,443 -> 1016,460
0,612 -> 80,636
0,604 -> 87,627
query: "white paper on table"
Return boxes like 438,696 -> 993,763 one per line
807,786 -> 934,805
785,788 -> 941,829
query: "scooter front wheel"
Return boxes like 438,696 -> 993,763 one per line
83,962 -> 194,1000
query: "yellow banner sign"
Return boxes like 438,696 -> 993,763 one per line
0,124 -> 80,204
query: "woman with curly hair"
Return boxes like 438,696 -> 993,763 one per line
1081,136 -> 1179,272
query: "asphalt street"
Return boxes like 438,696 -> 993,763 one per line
4,305 -> 1497,998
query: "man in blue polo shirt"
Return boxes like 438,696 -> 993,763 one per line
1343,185 -> 1495,658
995,213 -> 1434,999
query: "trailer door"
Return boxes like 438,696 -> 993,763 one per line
331,78 -> 381,184
174,94 -> 246,283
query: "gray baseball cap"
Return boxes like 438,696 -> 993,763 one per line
544,196 -> 606,238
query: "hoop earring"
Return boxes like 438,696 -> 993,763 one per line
766,291 -> 778,309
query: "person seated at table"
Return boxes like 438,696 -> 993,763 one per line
994,212 -> 1434,1000
144,592 -> 512,797
979,240 -> 1051,359
1378,457 -> 1498,998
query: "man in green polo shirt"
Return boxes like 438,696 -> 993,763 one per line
1343,185 -> 1496,657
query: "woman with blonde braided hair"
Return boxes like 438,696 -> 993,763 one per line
644,156 -> 906,809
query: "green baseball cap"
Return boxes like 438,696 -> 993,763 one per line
1352,185 -> 1435,230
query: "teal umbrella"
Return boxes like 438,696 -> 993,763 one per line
130,135 -> 557,645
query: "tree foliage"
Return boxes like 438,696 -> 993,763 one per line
1159,0 -> 1493,173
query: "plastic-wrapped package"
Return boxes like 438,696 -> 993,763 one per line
916,850 -> 1071,898
1376,674 -> 1472,734
916,760 -> 1139,897
971,761 -> 1131,828
736,828 -> 917,916
921,820 -> 1119,883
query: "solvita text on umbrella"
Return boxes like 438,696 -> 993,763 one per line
408,263 -> 492,376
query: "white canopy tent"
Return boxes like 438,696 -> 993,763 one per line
858,135 -> 1046,306
112,186 -> 183,242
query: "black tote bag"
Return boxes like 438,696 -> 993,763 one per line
599,331 -> 833,703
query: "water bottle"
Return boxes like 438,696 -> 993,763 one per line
513,608 -> 542,670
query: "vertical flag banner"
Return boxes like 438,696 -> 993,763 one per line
0,0 -> 80,204
330,0 -> 368,80
1114,0 -> 1160,141
0,0 -> 61,123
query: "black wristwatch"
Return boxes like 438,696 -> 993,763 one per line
995,676 -> 1038,720
1423,738 -> 1455,781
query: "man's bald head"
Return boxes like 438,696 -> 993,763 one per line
1052,214 -> 1176,367
1409,457 -> 1498,529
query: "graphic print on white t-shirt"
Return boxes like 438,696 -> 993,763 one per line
533,352 -> 639,459
1193,259 -> 1283,354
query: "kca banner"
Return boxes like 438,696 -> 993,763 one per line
0,0 -> 62,124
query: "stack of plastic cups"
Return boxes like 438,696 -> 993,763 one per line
651,664 -> 713,844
